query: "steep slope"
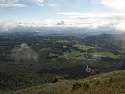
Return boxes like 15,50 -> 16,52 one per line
1,70 -> 125,94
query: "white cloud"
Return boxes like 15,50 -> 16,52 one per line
32,0 -> 59,7
57,12 -> 125,30
0,0 -> 27,7
0,0 -> 58,7
57,12 -> 88,15
69,13 -> 125,20
100,0 -> 125,11
0,20 -> 18,32
11,43 -> 38,62
0,0 -> 19,4
32,0 -> 44,6
116,22 -> 125,31
45,19 -> 57,25
0,4 -> 27,7
47,4 -> 59,7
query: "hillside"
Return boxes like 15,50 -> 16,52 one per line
1,34 -> 125,91
1,70 -> 125,94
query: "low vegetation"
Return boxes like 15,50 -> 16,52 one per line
1,70 -> 125,94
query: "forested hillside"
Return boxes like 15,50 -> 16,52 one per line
0,33 -> 125,91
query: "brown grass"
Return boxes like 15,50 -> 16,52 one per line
1,70 -> 125,94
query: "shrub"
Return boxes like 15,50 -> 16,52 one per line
53,76 -> 64,83
83,81 -> 89,89
72,81 -> 89,90
72,82 -> 83,89
94,80 -> 100,86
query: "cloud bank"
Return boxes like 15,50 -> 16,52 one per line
57,12 -> 125,31
0,20 -> 18,32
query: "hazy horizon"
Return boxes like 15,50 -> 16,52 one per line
0,0 -> 125,33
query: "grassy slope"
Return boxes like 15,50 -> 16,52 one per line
70,70 -> 125,94
1,80 -> 75,94
1,70 -> 125,94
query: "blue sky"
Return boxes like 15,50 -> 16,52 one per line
0,0 -> 125,31
0,0 -> 113,21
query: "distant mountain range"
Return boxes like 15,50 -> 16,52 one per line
0,26 -> 123,37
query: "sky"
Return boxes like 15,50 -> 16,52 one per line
0,0 -> 125,32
